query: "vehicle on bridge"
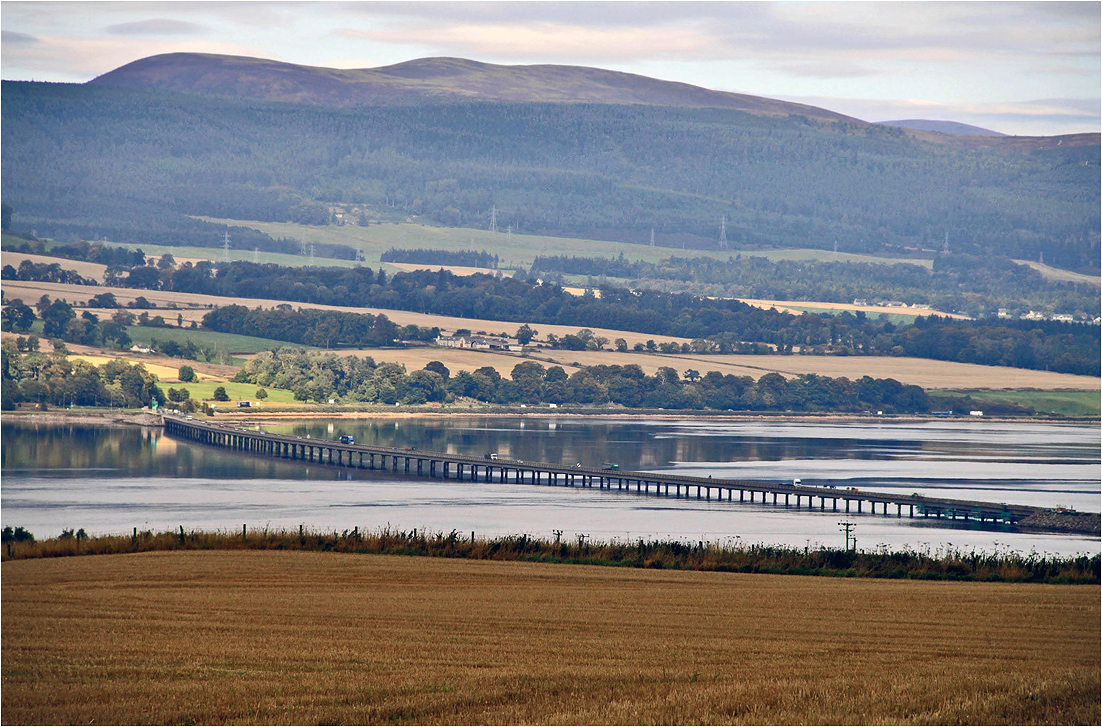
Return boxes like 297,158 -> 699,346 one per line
339,435 -> 355,444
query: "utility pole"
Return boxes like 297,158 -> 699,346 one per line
300,239 -> 308,256
650,228 -> 656,247
718,215 -> 728,249
308,244 -> 315,267
838,521 -> 856,551
943,231 -> 950,255
490,205 -> 497,234
222,231 -> 231,263
253,246 -> 259,264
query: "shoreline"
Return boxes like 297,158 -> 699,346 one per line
2,408 -> 1099,427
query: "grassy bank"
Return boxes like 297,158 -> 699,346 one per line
3,550 -> 1097,725
4,527 -> 1098,584
942,389 -> 1102,417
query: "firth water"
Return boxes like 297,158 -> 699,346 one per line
3,417 -> 1098,557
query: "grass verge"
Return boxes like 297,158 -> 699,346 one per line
4,527 -> 1098,584
942,389 -> 1101,417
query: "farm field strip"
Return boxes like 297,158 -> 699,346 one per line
1014,259 -> 1101,287
4,280 -> 1098,391
200,217 -> 939,269
734,297 -> 969,320
2,550 -> 1097,725
0,279 -> 680,348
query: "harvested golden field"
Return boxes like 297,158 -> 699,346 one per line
2,551 -> 1098,725
0,251 -> 109,282
530,349 -> 1101,391
64,355 -> 217,382
735,296 -> 968,319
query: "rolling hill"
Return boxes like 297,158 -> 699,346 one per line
90,53 -> 857,122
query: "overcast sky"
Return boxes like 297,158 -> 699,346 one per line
3,1 -> 1099,136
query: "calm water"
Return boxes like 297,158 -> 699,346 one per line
2,417 -> 1099,556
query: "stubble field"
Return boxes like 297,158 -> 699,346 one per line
2,550 -> 1098,725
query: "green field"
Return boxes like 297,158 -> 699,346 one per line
166,379 -> 296,403
191,217 -> 935,271
125,326 -> 312,356
946,390 -> 1101,417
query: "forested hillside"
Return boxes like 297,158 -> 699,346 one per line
529,253 -> 1100,318
3,78 -> 1098,271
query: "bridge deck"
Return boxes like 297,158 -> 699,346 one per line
162,414 -> 1043,526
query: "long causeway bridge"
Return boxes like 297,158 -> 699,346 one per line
163,414 -> 1044,527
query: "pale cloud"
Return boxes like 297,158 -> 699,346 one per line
1,30 -> 40,46
105,19 -> 208,36
348,22 -> 713,61
774,60 -> 879,80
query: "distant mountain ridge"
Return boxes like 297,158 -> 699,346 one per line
4,52 -> 1098,273
90,53 -> 858,122
876,119 -> 1007,137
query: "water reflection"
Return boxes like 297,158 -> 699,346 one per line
2,417 -> 1098,556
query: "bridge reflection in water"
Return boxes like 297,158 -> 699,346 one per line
162,415 -> 1038,527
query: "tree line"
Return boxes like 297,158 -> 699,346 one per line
233,349 -> 932,412
380,248 -> 499,269
101,261 -> 1100,376
529,252 -> 1100,319
201,304 -> 440,348
2,259 -> 96,286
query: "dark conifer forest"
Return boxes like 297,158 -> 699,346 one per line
2,79 -> 1098,271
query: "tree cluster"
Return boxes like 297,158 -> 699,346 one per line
2,341 -> 164,410
201,304 -> 438,348
1,235 -> 147,267
2,259 -> 94,286
2,296 -> 133,350
233,349 -> 930,412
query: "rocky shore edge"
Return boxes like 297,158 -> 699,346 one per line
1017,510 -> 1101,537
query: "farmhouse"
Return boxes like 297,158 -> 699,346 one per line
435,335 -> 524,352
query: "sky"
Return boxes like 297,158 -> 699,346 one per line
2,1 -> 1099,136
